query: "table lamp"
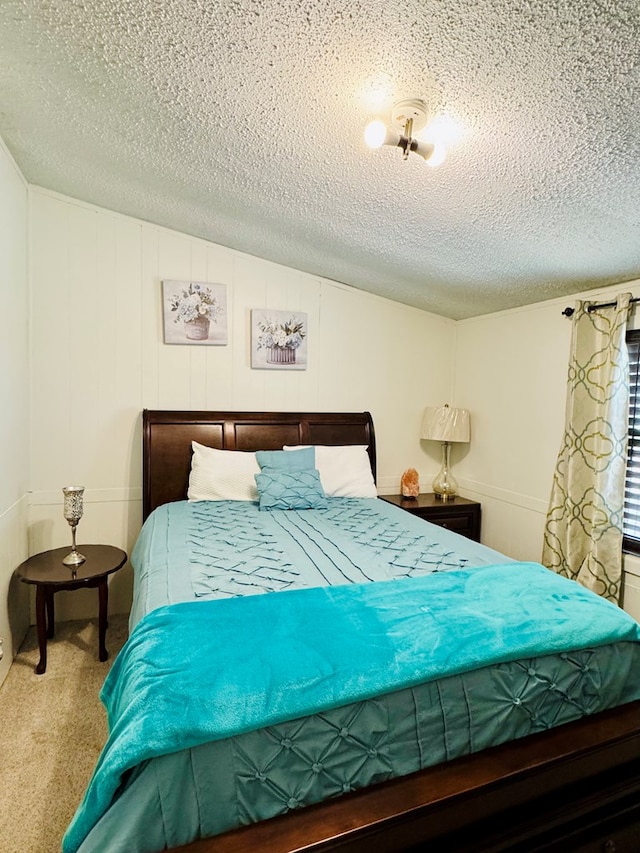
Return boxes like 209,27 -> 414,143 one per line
421,404 -> 470,501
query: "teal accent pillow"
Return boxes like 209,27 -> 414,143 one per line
255,447 -> 315,471
255,469 -> 327,511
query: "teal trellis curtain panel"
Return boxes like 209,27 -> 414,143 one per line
542,293 -> 632,603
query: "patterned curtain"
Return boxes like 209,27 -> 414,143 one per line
542,293 -> 631,603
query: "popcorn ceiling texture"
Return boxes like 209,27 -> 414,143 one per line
1,0 -> 639,319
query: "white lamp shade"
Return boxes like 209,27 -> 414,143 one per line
364,120 -> 402,149
421,405 -> 470,443
425,141 -> 447,168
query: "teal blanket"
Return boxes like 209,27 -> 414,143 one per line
63,562 -> 640,853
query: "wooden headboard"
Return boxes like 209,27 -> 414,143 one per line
142,409 -> 376,521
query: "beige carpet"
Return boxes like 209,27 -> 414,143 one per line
0,615 -> 129,853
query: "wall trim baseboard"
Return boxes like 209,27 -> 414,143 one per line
378,476 -> 548,513
29,487 -> 142,505
456,477 -> 548,515
29,481 -> 548,515
0,492 -> 29,521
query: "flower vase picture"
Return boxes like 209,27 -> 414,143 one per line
162,280 -> 228,345
251,309 -> 308,370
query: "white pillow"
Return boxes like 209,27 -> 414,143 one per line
283,445 -> 377,498
188,442 -> 260,501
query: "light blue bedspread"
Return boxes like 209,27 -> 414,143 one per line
128,498 -> 507,626
63,561 -> 640,853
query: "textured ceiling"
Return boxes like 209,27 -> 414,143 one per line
1,1 -> 640,320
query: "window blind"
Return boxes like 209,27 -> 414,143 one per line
624,329 -> 640,550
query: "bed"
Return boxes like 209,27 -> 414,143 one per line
64,409 -> 640,853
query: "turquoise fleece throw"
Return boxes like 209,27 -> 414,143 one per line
63,562 -> 640,852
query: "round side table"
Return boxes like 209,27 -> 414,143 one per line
15,544 -> 127,674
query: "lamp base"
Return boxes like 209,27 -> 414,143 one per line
432,441 -> 458,502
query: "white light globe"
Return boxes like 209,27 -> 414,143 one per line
364,120 -> 387,149
426,142 -> 447,168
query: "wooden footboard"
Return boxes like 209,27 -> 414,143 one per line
174,700 -> 640,853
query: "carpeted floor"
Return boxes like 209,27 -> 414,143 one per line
0,615 -> 129,853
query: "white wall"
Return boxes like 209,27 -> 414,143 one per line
0,138 -> 30,685
454,280 -> 640,619
28,188 -> 456,620
26,187 -> 640,628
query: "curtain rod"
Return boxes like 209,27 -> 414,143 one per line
561,296 -> 640,317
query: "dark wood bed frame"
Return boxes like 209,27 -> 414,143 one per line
142,409 -> 376,520
142,409 -> 640,853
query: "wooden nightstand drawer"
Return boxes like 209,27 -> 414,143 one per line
379,493 -> 481,542
428,513 -> 473,535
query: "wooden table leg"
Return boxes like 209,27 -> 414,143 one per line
46,590 -> 55,639
35,585 -> 48,675
98,577 -> 109,662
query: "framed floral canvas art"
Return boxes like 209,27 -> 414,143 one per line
162,280 -> 228,345
251,309 -> 308,370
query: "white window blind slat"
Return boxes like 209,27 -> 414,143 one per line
624,330 -> 640,544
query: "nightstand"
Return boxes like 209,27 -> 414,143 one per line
15,544 -> 127,674
380,493 -> 481,542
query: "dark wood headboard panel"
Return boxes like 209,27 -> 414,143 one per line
142,410 -> 376,521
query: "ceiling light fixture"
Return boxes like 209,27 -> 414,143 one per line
364,98 -> 446,166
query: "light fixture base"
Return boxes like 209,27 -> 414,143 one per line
390,98 -> 428,132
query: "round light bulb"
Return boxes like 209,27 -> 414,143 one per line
426,142 -> 447,168
364,120 -> 387,149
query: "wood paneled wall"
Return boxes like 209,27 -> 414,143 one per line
0,139 -> 29,684
454,281 -> 640,620
29,188 -> 455,619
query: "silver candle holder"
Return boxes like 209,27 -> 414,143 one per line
62,486 -> 86,567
